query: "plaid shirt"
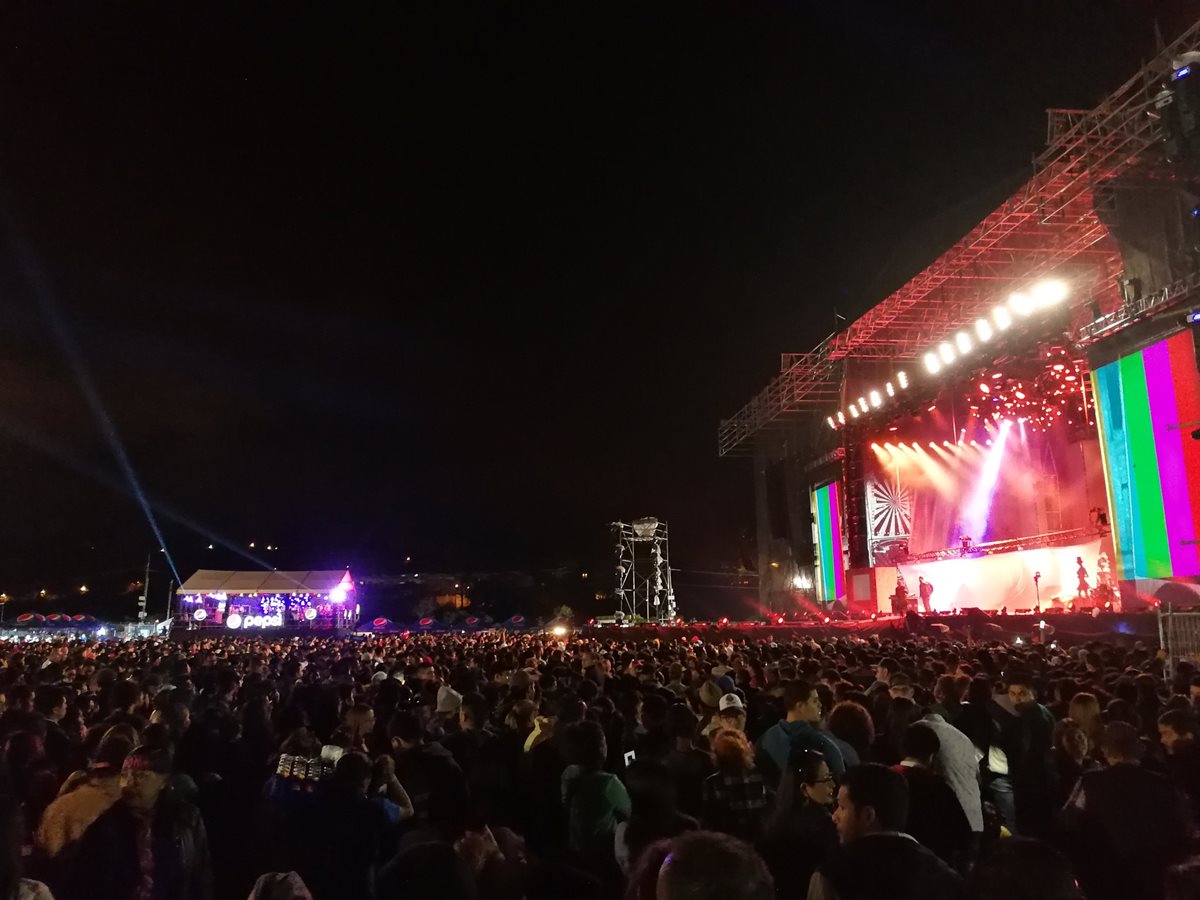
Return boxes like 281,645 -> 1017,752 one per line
703,771 -> 773,841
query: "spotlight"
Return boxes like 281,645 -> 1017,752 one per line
1032,279 -> 1068,306
975,318 -> 993,342
955,331 -> 972,354
886,382 -> 895,397
1009,291 -> 1034,316
849,405 -> 859,418
979,382 -> 990,393
837,411 -> 845,424
938,342 -> 955,364
924,352 -> 941,374
858,397 -> 868,413
869,390 -> 882,408
991,371 -> 1003,379
827,416 -> 836,429
992,305 -> 1013,330
897,371 -> 909,388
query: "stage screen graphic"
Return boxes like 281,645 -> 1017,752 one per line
1092,329 -> 1200,579
811,480 -> 844,602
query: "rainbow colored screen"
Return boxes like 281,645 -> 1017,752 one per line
1092,329 -> 1200,578
812,480 -> 845,601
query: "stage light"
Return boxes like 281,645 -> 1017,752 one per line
552,625 -> 568,637
928,404 -> 937,412
975,318 -> 993,342
991,371 -> 1003,379
979,382 -> 990,393
837,411 -> 845,424
827,416 -> 836,429
923,352 -> 941,374
938,342 -> 955,364
858,397 -> 868,413
897,371 -> 909,388
776,615 -> 784,625
869,390 -> 882,408
886,382 -> 895,397
1032,279 -> 1068,306
1175,65 -> 1192,79
719,616 -> 729,625
1009,291 -> 1034,316
849,405 -> 859,419
330,585 -> 348,603
1014,390 -> 1025,399
823,615 -> 831,624
1188,310 -> 1200,324
955,331 -> 972,354
992,305 -> 1013,330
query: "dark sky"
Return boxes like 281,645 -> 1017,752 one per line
0,1 -> 1184,592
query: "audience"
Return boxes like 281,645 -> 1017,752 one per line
0,627 -> 1192,900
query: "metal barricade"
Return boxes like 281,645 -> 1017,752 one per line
1160,605 -> 1200,678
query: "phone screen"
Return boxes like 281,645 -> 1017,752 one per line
623,750 -> 636,766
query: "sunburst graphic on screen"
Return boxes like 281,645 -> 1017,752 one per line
868,478 -> 912,537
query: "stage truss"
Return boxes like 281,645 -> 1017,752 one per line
612,518 -> 676,623
719,17 -> 1200,457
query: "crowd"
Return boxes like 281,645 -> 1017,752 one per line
0,627 -> 1197,899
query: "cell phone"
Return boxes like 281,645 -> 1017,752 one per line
623,750 -> 636,766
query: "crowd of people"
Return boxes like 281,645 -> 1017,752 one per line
0,626 -> 1197,899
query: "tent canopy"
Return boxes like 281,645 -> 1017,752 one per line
178,570 -> 354,596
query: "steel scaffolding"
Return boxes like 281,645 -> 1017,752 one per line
719,17 -> 1200,457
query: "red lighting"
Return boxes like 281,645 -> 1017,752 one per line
870,612 -> 877,620
979,382 -> 990,393
823,615 -> 831,624
719,617 -> 729,625
776,615 -> 784,625
991,372 -> 1003,379
928,405 -> 937,412
889,426 -> 899,431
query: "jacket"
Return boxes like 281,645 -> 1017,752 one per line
59,794 -> 212,900
758,720 -> 845,780
809,832 -> 961,900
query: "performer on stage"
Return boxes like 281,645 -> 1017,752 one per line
918,576 -> 934,614
1075,557 -> 1090,601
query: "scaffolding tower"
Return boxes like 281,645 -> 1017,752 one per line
612,518 -> 676,623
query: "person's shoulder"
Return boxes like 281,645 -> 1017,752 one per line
16,879 -> 53,900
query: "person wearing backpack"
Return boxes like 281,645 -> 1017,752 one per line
757,681 -> 845,784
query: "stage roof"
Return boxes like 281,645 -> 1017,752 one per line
178,570 -> 353,596
717,16 -> 1200,457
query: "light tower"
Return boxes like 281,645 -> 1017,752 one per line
611,518 -> 676,623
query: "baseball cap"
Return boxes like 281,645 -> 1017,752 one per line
718,693 -> 745,712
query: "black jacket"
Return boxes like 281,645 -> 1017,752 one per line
1065,763 -> 1195,900
816,832 -> 962,900
60,794 -> 212,900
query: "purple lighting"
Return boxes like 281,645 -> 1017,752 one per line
962,420 -> 1012,542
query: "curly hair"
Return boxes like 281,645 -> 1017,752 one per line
711,727 -> 754,773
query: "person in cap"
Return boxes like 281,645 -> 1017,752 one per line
60,745 -> 213,900
703,694 -> 747,740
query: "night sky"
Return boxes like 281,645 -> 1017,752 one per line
0,2 -> 1186,595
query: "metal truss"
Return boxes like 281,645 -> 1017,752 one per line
719,16 -> 1200,457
